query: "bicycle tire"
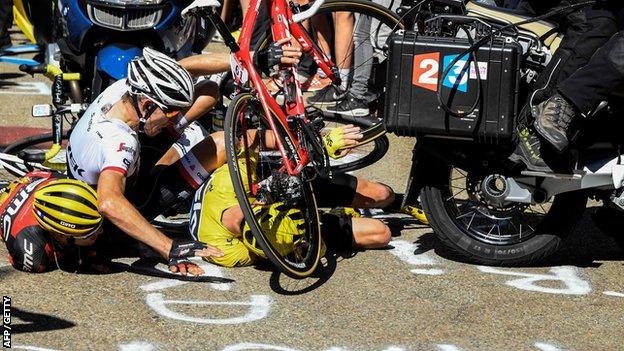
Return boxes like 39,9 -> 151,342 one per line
321,114 -> 389,173
224,93 -> 323,279
2,132 -> 70,178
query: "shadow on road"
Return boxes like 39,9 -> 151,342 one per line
0,268 -> 15,284
12,307 -> 75,334
266,250 -> 362,295
0,73 -> 26,91
0,73 -> 25,80
543,211 -> 624,267
109,257 -> 235,284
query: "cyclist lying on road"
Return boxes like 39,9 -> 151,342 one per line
188,128 -> 394,268
0,172 -> 105,273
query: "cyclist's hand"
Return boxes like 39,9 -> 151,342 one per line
254,37 -> 302,71
323,124 -> 363,159
144,113 -> 171,137
168,258 -> 204,276
168,239 -> 223,276
275,37 -> 302,65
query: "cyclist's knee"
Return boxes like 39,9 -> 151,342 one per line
354,178 -> 394,208
352,217 -> 390,249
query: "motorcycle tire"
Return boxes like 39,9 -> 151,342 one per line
421,167 -> 588,266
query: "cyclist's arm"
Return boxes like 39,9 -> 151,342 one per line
97,170 -> 172,258
179,52 -> 230,77
97,170 -> 223,273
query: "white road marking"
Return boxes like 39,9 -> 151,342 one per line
436,345 -> 462,351
388,239 -> 445,275
145,293 -> 273,324
603,291 -> 624,297
477,266 -> 592,295
534,342 -> 566,351
221,344 -> 299,351
0,82 -> 50,95
118,341 -> 156,351
13,346 -> 61,351
411,268 -> 445,275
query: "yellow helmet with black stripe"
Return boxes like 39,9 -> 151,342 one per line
32,179 -> 102,239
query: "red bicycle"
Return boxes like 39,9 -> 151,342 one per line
185,0 -> 403,278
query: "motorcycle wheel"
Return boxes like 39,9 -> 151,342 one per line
421,166 -> 588,266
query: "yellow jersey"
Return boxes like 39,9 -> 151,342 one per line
189,155 -> 259,267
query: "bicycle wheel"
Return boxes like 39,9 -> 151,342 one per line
321,114 -> 389,173
224,93 -> 323,279
2,132 -> 69,177
258,0 -> 405,116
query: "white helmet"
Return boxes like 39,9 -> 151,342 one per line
127,47 -> 195,109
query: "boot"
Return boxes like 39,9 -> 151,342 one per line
532,93 -> 578,153
509,124 -> 553,173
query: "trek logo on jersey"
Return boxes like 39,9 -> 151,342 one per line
412,52 -> 488,93
116,142 -> 136,154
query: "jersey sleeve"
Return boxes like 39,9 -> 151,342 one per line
100,134 -> 139,176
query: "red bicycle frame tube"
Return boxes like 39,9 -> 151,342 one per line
232,0 -> 339,176
289,15 -> 340,84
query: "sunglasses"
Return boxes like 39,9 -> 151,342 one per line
145,99 -> 181,119
164,109 -> 181,119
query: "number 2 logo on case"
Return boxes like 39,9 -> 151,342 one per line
412,52 -> 440,92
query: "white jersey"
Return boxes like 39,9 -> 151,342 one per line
67,79 -> 140,186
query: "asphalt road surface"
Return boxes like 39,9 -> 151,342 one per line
1,32 -> 623,351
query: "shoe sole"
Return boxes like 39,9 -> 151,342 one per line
303,86 -> 331,92
325,108 -> 370,117
308,99 -> 340,106
508,153 -> 554,173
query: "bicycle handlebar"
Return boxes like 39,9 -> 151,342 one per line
19,63 -> 46,75
18,150 -> 46,163
292,0 -> 325,23
19,63 -> 81,81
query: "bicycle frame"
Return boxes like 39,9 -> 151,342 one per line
203,0 -> 340,177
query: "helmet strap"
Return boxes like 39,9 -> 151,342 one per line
130,93 -> 158,133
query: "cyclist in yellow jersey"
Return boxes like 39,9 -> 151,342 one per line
189,154 -> 393,268
189,156 -> 259,267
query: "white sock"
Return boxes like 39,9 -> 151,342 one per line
339,68 -> 350,91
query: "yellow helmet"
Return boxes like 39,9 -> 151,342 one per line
242,203 -> 307,259
32,179 -> 102,239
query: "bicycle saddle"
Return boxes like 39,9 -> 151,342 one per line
182,0 -> 221,16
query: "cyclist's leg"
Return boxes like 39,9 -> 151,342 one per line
320,213 -> 390,251
352,177 -> 394,208
334,11 -> 354,90
350,12 -> 373,99
140,132 -> 227,219
173,131 -> 226,189
157,121 -> 211,166
370,0 -> 400,46
351,217 -> 391,249
313,173 -> 394,209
